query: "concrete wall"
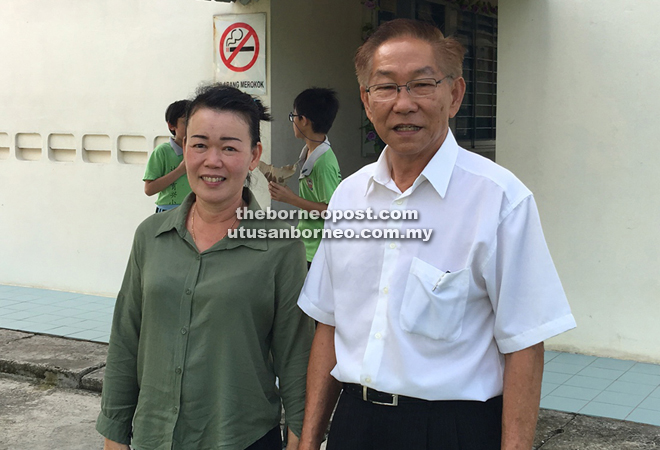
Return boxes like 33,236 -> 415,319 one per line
498,1 -> 660,362
0,0 -> 269,296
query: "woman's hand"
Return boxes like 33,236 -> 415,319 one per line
104,438 -> 130,450
285,428 -> 300,450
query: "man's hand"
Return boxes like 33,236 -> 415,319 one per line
103,438 -> 130,450
298,324 -> 341,450
502,342 -> 544,450
269,181 -> 297,204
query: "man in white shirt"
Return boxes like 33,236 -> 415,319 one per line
297,18 -> 576,450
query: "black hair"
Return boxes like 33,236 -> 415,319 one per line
165,100 -> 191,136
186,84 -> 271,146
293,88 -> 339,134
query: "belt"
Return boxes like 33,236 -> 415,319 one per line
343,383 -> 427,407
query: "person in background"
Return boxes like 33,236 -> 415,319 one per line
268,88 -> 342,267
98,85 -> 313,450
297,19 -> 576,450
144,99 -> 192,213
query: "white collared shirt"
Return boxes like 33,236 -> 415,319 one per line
298,130 -> 576,401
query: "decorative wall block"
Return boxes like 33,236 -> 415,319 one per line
16,133 -> 42,161
0,132 -> 9,160
82,134 -> 112,163
118,135 -> 148,164
154,135 -> 170,149
48,133 -> 76,162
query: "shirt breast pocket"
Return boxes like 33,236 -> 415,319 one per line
399,257 -> 470,341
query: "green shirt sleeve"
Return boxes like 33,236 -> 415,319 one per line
271,238 -> 314,437
143,145 -> 168,181
96,230 -> 144,445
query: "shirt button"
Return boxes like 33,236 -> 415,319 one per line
383,287 -> 389,294
181,327 -> 188,335
375,332 -> 382,340
396,200 -> 403,205
196,255 -> 201,261
365,377 -> 372,383
186,289 -> 192,295
389,243 -> 396,249
175,367 -> 182,374
173,407 -> 178,414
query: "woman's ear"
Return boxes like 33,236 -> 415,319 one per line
249,142 -> 263,171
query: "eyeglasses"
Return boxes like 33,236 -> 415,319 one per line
365,77 -> 452,102
289,112 -> 302,122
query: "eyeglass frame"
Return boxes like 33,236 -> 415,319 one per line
365,76 -> 453,102
288,112 -> 303,122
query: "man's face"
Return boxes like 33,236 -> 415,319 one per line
360,37 -> 465,161
291,110 -> 304,140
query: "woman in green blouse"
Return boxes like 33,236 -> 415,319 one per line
97,85 -> 314,450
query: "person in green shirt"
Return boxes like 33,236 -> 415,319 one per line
268,88 -> 342,265
144,99 -> 192,213
97,85 -> 314,450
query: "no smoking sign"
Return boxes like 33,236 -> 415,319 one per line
214,14 -> 267,94
220,23 -> 259,72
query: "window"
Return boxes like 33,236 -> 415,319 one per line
453,11 -> 497,160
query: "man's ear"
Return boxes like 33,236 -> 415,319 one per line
448,77 -> 467,119
360,86 -> 374,122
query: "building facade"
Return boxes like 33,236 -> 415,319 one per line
2,0 -> 659,363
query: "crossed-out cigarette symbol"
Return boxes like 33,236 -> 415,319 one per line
225,28 -> 255,53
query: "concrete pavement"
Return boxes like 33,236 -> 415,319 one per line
0,328 -> 659,449
0,374 -> 103,450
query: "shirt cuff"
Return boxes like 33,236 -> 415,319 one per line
297,292 -> 335,326
496,313 -> 577,354
95,411 -> 132,445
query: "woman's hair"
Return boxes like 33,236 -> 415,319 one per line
185,84 -> 272,147
354,18 -> 465,86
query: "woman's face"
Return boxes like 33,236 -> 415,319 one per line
184,107 -> 261,208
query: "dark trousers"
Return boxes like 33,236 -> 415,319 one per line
245,426 -> 281,450
327,390 -> 502,450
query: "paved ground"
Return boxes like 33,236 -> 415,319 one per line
0,374 -> 103,450
0,328 -> 659,449
4,284 -> 660,426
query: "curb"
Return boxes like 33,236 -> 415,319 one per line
0,329 -> 106,392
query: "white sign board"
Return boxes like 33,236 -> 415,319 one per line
214,13 -> 267,95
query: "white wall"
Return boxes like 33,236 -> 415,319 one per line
498,1 -> 660,362
0,0 -> 270,296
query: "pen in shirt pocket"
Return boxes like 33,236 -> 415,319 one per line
432,271 -> 451,291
